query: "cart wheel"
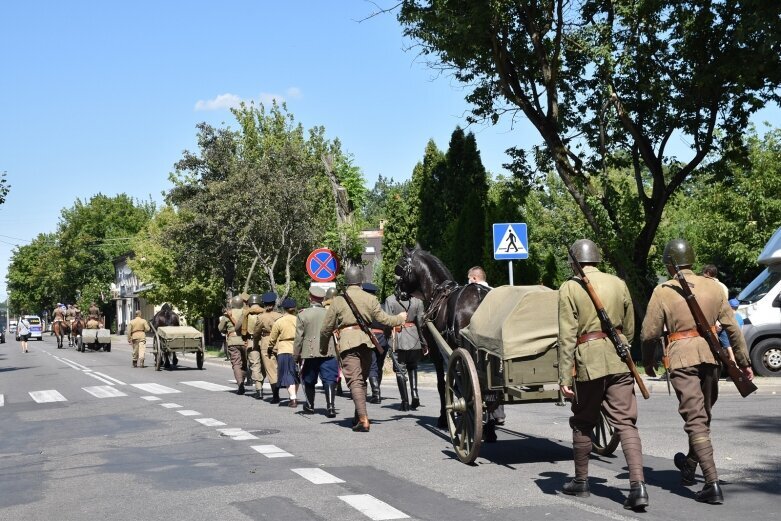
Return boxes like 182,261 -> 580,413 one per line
591,407 -> 620,455
104,344 -> 111,352
445,348 -> 483,464
154,338 -> 163,371
172,353 -> 178,367
196,350 -> 204,370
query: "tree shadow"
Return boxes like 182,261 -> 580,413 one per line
733,414 -> 781,435
0,366 -> 31,373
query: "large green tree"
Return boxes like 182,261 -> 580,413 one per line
399,0 -> 781,302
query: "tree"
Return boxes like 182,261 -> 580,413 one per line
0,171 -> 9,206
7,233 -> 61,315
399,1 -> 781,302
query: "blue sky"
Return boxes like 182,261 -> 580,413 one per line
0,1 -> 778,302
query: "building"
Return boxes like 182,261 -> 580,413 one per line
359,225 -> 384,283
112,253 -> 154,335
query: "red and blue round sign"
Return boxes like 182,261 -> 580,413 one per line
306,248 -> 340,282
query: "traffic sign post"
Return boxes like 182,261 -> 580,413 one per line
306,248 -> 340,283
492,223 -> 528,286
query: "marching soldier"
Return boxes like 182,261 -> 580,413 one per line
53,304 -> 66,324
324,287 -> 345,397
85,313 -> 101,329
383,289 -> 427,411
320,265 -> 406,432
127,310 -> 150,368
243,294 -> 265,399
269,298 -> 300,408
294,286 -> 338,417
558,239 -> 648,511
641,239 -> 753,505
65,304 -> 76,325
88,301 -> 100,319
219,295 -> 247,395
254,292 -> 282,403
362,282 -> 390,404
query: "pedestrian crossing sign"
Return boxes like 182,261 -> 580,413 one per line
493,223 -> 528,260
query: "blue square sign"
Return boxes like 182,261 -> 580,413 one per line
493,223 -> 528,260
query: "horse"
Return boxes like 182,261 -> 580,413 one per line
394,247 -> 492,431
52,320 -> 69,349
70,317 -> 84,348
152,303 -> 180,369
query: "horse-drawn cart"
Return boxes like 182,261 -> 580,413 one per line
78,328 -> 112,352
151,325 -> 205,371
427,285 -> 619,464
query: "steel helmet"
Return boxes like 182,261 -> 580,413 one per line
570,239 -> 602,263
324,287 -> 337,300
345,265 -> 363,285
229,295 -> 244,309
247,294 -> 262,306
663,239 -> 695,267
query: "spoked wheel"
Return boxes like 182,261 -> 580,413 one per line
154,338 -> 163,371
591,407 -> 620,455
196,350 -> 204,370
445,348 -> 483,464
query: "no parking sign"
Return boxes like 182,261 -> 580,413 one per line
306,248 -> 340,282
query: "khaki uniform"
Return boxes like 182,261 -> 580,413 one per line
294,305 -> 334,359
641,269 -> 750,484
219,309 -> 246,387
254,309 -> 282,385
269,313 -> 297,355
558,266 -> 644,483
320,285 -> 405,422
128,316 -> 150,364
89,305 -> 100,318
53,308 -> 65,322
243,305 -> 265,388
86,318 -> 101,329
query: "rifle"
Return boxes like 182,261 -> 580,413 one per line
342,288 -> 385,355
569,248 -> 650,400
666,262 -> 758,398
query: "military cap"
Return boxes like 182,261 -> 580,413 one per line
663,238 -> 695,267
247,294 -> 262,306
309,286 -> 326,299
229,295 -> 244,309
261,292 -> 277,305
345,265 -> 363,285
281,298 -> 297,310
362,282 -> 378,294
570,239 -> 601,263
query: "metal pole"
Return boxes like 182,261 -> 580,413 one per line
508,260 -> 514,286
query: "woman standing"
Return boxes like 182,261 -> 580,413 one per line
269,298 -> 300,408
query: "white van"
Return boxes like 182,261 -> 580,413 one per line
737,226 -> 781,377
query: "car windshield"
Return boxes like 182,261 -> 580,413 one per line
738,268 -> 781,304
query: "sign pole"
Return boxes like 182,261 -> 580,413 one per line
508,261 -> 514,286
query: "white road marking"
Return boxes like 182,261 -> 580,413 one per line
177,410 -> 201,416
54,357 -> 82,370
338,495 -> 409,520
0,394 -> 4,407
250,444 -> 293,458
218,428 -> 258,441
181,381 -> 234,392
131,383 -> 180,394
160,403 -> 182,408
140,396 -> 161,401
29,390 -> 67,403
92,372 -> 126,385
291,468 -> 344,484
195,418 -> 226,427
85,373 -> 115,385
60,357 -> 89,370
82,386 -> 127,398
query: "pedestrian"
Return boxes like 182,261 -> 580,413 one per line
642,239 -> 753,505
219,295 -> 247,395
294,286 -> 338,417
269,298 -> 300,408
467,266 -> 491,287
253,292 -> 282,403
558,239 -> 648,511
383,289 -> 427,411
702,265 -> 729,300
242,294 -> 265,399
716,298 -> 743,364
18,316 -> 31,353
362,282 -> 390,405
319,265 -> 407,432
127,310 -> 150,368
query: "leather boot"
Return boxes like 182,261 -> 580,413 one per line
269,385 -> 280,404
562,478 -> 590,497
396,374 -> 410,411
352,415 -> 370,432
336,378 -> 344,397
139,358 -> 144,369
409,368 -> 420,409
624,481 -> 649,511
324,383 -> 337,418
695,482 -> 724,504
237,382 -> 245,395
368,376 -> 381,404
132,360 -> 137,368
674,452 -> 697,485
303,384 -> 316,414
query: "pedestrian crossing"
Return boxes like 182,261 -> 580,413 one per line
29,390 -> 67,403
82,386 -> 128,398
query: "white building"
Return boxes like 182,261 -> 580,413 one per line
112,253 -> 154,335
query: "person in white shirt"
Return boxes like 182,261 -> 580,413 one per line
467,266 -> 492,288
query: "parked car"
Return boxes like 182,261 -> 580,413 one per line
0,328 -> 5,343
8,320 -> 17,339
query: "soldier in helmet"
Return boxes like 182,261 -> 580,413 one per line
242,294 -> 265,399
641,239 -> 753,505
558,239 -> 648,511
323,287 -> 344,396
219,295 -> 247,394
320,265 -> 407,432
88,301 -> 100,320
253,292 -> 283,403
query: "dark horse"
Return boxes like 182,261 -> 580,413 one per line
52,320 -> 69,349
395,247 -> 492,429
152,303 -> 180,369
70,317 -> 84,347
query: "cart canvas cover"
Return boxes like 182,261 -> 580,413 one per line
82,328 -> 111,343
157,326 -> 202,340
461,285 -> 559,360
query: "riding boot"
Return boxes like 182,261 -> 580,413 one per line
324,383 -> 337,418
270,385 -> 280,404
368,376 -> 381,404
352,415 -> 370,432
409,368 -> 420,409
302,384 -> 316,414
336,378 -> 344,397
139,358 -> 145,368
132,360 -> 137,368
396,374 -> 410,411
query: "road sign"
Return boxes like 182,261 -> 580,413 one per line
493,223 -> 528,260
306,248 -> 340,282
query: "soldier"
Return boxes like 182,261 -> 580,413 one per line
254,292 -> 282,403
320,265 -> 406,432
324,287 -> 345,397
641,239 -> 753,505
53,304 -> 66,325
127,310 -> 150,368
269,298 -> 300,407
85,314 -> 101,329
294,286 -> 338,417
88,301 -> 100,319
243,294 -> 265,399
383,289 -> 427,411
362,283 -> 390,404
65,304 -> 76,325
219,295 -> 247,395
558,239 -> 648,511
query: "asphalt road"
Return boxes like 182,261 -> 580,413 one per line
0,335 -> 778,521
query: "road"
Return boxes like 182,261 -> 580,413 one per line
0,335 -> 778,521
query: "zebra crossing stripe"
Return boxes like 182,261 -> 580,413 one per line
291,468 -> 344,484
140,396 -> 161,401
29,390 -> 67,403
0,394 -> 4,407
131,383 -> 180,394
181,381 -> 234,392
177,410 -> 201,416
160,403 -> 182,408
195,418 -> 226,427
218,428 -> 258,441
338,495 -> 409,520
82,386 -> 127,398
250,444 -> 293,458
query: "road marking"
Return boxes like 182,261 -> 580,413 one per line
131,383 -> 180,394
181,381 -> 234,392
29,390 -> 67,403
338,495 -> 409,520
92,372 -> 126,385
0,394 -> 4,407
140,396 -> 161,401
177,410 -> 201,416
82,386 -> 127,398
85,373 -> 116,385
54,357 -> 83,370
218,428 -> 258,441
195,418 -> 226,427
250,444 -> 293,458
160,403 -> 182,408
60,357 -> 90,370
291,468 -> 344,484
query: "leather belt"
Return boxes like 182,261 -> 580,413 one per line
668,326 -> 717,342
393,322 -> 417,333
577,327 -> 622,346
339,325 -> 362,333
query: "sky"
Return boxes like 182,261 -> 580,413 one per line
1,1 -> 778,302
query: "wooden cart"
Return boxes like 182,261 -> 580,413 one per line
151,325 -> 205,371
427,285 -> 619,464
78,328 -> 111,352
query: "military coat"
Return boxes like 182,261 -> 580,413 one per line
127,316 -> 150,341
383,294 -> 425,351
86,318 -> 101,329
219,309 -> 245,347
242,305 -> 263,347
293,303 -> 334,359
269,313 -> 297,355
254,309 -> 283,351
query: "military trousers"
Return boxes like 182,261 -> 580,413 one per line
131,338 -> 146,362
301,357 -> 338,386
670,363 -> 719,439
341,347 -> 372,418
227,344 -> 247,387
247,344 -> 264,386
259,346 -> 278,385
